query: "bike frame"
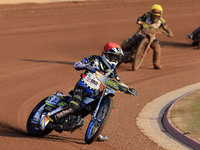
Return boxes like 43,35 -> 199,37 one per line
91,71 -> 128,121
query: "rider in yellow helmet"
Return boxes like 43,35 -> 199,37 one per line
121,4 -> 173,69
150,4 -> 163,23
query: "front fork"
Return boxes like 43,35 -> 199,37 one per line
91,88 -> 114,123
91,89 -> 105,122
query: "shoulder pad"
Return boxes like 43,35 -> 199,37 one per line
160,17 -> 166,23
144,12 -> 151,18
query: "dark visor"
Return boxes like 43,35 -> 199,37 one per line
105,53 -> 123,62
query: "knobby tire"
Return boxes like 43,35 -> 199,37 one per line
27,98 -> 53,137
132,38 -> 149,71
85,97 -> 113,144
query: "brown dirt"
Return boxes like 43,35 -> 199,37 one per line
0,0 -> 86,4
0,0 -> 200,150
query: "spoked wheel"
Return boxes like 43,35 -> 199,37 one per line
132,38 -> 149,71
27,98 -> 53,137
85,97 -> 113,144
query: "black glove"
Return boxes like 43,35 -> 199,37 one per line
126,87 -> 138,97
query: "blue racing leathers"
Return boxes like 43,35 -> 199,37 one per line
69,55 -> 128,110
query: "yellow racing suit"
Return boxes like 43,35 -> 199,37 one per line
121,11 -> 173,69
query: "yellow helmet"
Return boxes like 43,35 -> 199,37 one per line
151,4 -> 163,16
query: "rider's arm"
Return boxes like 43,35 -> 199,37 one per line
74,59 -> 88,70
74,55 -> 99,71
160,18 -> 173,37
136,12 -> 150,25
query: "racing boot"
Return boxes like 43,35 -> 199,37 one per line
40,113 -> 51,130
96,135 -> 108,142
39,105 -> 56,130
154,65 -> 162,70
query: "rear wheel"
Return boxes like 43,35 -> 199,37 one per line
197,41 -> 200,49
85,97 -> 113,144
27,98 -> 53,137
132,38 -> 149,71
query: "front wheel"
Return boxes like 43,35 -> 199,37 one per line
132,38 -> 149,71
85,97 -> 113,144
26,98 -> 53,137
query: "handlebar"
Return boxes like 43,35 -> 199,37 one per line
142,23 -> 168,36
126,88 -> 138,97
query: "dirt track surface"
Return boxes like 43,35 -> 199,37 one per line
0,0 -> 200,150
0,0 -> 85,4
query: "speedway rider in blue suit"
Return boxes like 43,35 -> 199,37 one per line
40,42 -> 137,141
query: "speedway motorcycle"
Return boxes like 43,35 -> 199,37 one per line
189,33 -> 200,50
119,23 -> 168,71
27,71 -> 137,144
188,27 -> 200,50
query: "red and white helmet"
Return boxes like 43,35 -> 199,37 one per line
101,42 -> 124,68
